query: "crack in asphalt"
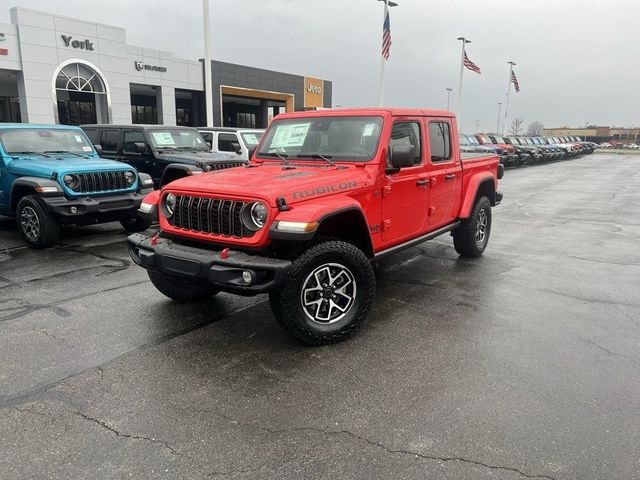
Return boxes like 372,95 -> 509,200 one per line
539,288 -> 639,309
76,411 -> 184,457
213,416 -> 557,480
0,297 -> 267,410
0,280 -> 149,323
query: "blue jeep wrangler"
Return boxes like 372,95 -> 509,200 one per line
0,124 -> 154,248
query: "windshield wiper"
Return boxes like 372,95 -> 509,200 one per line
10,151 -> 50,157
257,151 -> 294,169
297,153 -> 336,166
177,146 -> 206,152
44,150 -> 85,157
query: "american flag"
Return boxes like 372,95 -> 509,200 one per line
382,8 -> 391,60
463,50 -> 481,74
511,70 -> 520,93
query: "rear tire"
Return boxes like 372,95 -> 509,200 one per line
269,240 -> 375,346
147,270 -> 218,302
16,195 -> 60,248
453,196 -> 492,258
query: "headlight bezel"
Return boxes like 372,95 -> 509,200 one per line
62,174 -> 79,190
164,192 -> 176,218
241,201 -> 268,231
125,171 -> 136,185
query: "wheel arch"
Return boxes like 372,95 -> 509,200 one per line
314,208 -> 374,258
159,164 -> 202,187
459,174 -> 496,219
10,177 -> 62,212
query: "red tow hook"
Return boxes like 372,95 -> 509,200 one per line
150,233 -> 159,246
219,248 -> 230,260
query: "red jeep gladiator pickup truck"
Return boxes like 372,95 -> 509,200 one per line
128,108 -> 503,345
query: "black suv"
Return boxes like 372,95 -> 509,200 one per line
82,125 -> 246,188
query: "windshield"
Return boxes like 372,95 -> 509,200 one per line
459,135 -> 470,145
478,136 -> 491,144
467,136 -> 480,145
148,129 -> 208,151
240,131 -> 263,148
0,128 -> 94,155
491,136 -> 505,144
257,116 -> 383,161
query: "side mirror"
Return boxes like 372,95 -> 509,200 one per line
231,142 -> 242,155
93,144 -> 103,155
247,146 -> 257,160
390,144 -> 416,169
134,142 -> 146,154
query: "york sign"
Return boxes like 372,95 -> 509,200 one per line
61,35 -> 94,51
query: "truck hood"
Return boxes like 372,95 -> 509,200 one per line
9,155 -> 135,178
156,150 -> 240,165
164,161 -> 378,206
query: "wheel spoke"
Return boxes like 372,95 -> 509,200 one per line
300,262 -> 357,324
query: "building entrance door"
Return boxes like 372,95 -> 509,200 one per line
54,61 -> 109,125
56,91 -> 97,125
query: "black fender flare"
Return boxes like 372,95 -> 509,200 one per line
10,177 -> 63,210
159,163 -> 203,187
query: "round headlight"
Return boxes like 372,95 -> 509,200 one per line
250,202 -> 268,229
165,193 -> 176,217
63,174 -> 78,189
125,171 -> 136,185
203,164 -> 213,172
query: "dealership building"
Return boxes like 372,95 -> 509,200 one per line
0,7 -> 332,128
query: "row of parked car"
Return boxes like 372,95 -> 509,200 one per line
0,123 -> 264,247
459,133 -> 596,167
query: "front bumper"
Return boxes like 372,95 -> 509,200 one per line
128,233 -> 292,296
41,191 -> 148,224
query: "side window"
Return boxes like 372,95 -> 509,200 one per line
83,129 -> 99,144
389,122 -> 421,165
218,133 -> 239,152
429,122 -> 451,162
122,130 -> 146,154
101,129 -> 121,153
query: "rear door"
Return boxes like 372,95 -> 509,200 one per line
381,118 -> 429,244
425,119 -> 461,227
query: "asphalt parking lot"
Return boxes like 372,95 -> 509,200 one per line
1,153 -> 639,479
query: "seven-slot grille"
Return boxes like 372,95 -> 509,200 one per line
170,195 -> 251,238
69,171 -> 131,193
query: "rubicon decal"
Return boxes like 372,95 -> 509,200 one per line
291,181 -> 358,200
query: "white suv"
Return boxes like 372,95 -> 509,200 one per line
198,128 -> 265,160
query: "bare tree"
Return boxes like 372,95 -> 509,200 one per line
509,117 -> 525,136
526,121 -> 544,136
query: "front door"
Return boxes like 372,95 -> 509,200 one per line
426,120 -> 461,227
122,129 -> 150,177
381,119 -> 430,244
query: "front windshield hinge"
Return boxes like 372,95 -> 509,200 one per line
276,197 -> 290,212
51,172 -> 58,181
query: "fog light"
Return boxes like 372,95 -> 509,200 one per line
242,270 -> 253,284
70,206 -> 78,214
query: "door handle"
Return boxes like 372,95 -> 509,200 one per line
444,174 -> 456,181
416,179 -> 428,187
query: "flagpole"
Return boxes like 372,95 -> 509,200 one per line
456,37 -> 470,120
379,0 -> 388,107
503,61 -> 516,135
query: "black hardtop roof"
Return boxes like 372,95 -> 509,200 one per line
81,124 -> 199,130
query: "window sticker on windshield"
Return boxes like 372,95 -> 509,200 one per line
82,146 -> 93,152
362,124 -> 375,136
271,123 -> 311,148
151,132 -> 175,145
243,133 -> 259,144
74,135 -> 84,143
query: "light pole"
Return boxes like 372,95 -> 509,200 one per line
445,88 -> 453,111
456,37 -> 471,120
202,0 -> 214,127
475,120 -> 480,134
503,61 -> 516,135
496,102 -> 502,134
378,0 -> 398,106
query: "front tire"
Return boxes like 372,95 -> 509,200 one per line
453,196 -> 492,258
16,195 -> 60,248
147,270 -> 218,302
120,216 -> 151,233
269,240 -> 375,346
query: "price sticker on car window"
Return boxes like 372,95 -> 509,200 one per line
271,123 -> 311,148
82,146 -> 93,152
151,132 -> 175,145
75,135 -> 84,143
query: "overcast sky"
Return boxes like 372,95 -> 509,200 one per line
2,0 -> 638,132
